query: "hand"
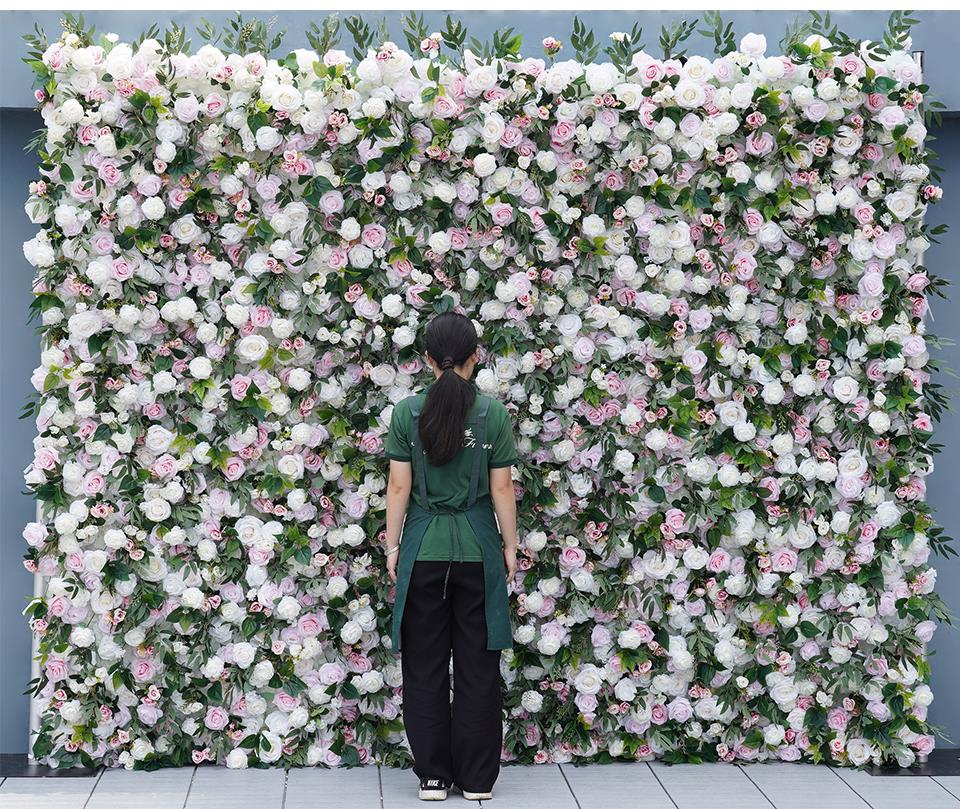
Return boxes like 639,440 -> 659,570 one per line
503,546 -> 517,584
386,548 -> 399,582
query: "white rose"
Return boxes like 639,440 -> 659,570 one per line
832,375 -> 859,404
618,628 -> 643,649
141,498 -> 172,522
237,334 -> 269,363
340,620 -> 363,645
69,626 -> 95,647
189,356 -> 212,379
868,410 -> 891,434
255,126 -> 283,151
201,656 -> 224,679
141,196 -> 166,220
232,642 -> 256,669
145,425 -> 175,452
573,665 -> 604,694
739,33 -> 767,57
327,576 -> 349,599
473,153 -> 497,178
225,749 -> 249,769
886,191 -> 917,221
68,311 -> 103,341
271,84 -> 303,113
613,678 -> 637,702
60,98 -> 85,124
674,80 -> 706,109
287,368 -> 311,391
520,690 -> 544,712
181,587 -> 204,609
277,453 -> 304,480
276,595 -> 301,620
170,214 -> 202,244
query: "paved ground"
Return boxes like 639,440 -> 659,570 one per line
1,761 -> 959,809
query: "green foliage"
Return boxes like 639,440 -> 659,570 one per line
401,11 -> 429,55
570,16 -> 599,64
467,26 -> 523,62
440,14 -> 467,64
658,17 -> 699,60
698,11 -> 736,57
306,14 -> 341,56
198,13 -> 286,56
872,10 -> 922,58
344,14 -> 377,61
780,15 -> 815,56
603,24 -> 645,76
162,22 -> 191,55
59,12 -> 94,45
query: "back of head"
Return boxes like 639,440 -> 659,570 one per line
418,311 -> 478,466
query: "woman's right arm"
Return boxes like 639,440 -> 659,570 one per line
490,465 -> 518,582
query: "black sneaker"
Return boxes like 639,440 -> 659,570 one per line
418,777 -> 448,801
456,785 -> 493,801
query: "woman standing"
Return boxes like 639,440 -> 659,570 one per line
384,311 -> 518,802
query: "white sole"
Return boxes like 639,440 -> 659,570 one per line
418,789 -> 448,801
462,792 -> 493,801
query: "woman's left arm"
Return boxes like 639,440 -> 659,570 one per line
385,460 -> 413,581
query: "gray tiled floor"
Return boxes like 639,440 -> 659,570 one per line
1,763 -> 959,808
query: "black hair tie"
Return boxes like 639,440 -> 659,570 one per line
440,356 -> 455,370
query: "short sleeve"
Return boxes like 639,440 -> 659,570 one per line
488,402 -> 518,469
385,400 -> 412,461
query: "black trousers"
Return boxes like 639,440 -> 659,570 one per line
400,561 -> 503,792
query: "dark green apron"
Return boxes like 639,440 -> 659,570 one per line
390,395 -> 512,652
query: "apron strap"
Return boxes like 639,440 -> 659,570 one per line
465,396 -> 490,509
408,401 -> 430,506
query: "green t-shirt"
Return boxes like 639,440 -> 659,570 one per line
385,386 -> 518,562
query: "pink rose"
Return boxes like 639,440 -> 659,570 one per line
82,471 -> 106,496
664,509 -> 687,532
274,691 -> 300,712
318,662 -> 347,685
668,698 -> 693,722
770,549 -> 797,573
204,93 -> 227,117
204,706 -> 230,730
174,96 -> 200,122
132,658 -> 156,682
136,175 -> 163,198
319,190 -> 344,215
827,707 -> 849,731
98,161 -> 123,186
361,224 -> 387,249
707,549 -> 731,573
490,202 -> 514,226
34,446 -> 59,471
224,457 -> 246,481
230,375 -> 252,401
914,735 -> 935,755
558,547 -> 587,571
45,658 -> 70,681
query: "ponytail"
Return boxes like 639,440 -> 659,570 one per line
418,312 -> 478,466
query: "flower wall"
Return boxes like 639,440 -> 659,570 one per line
21,18 -> 948,770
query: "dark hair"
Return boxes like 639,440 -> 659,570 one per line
418,311 -> 478,466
